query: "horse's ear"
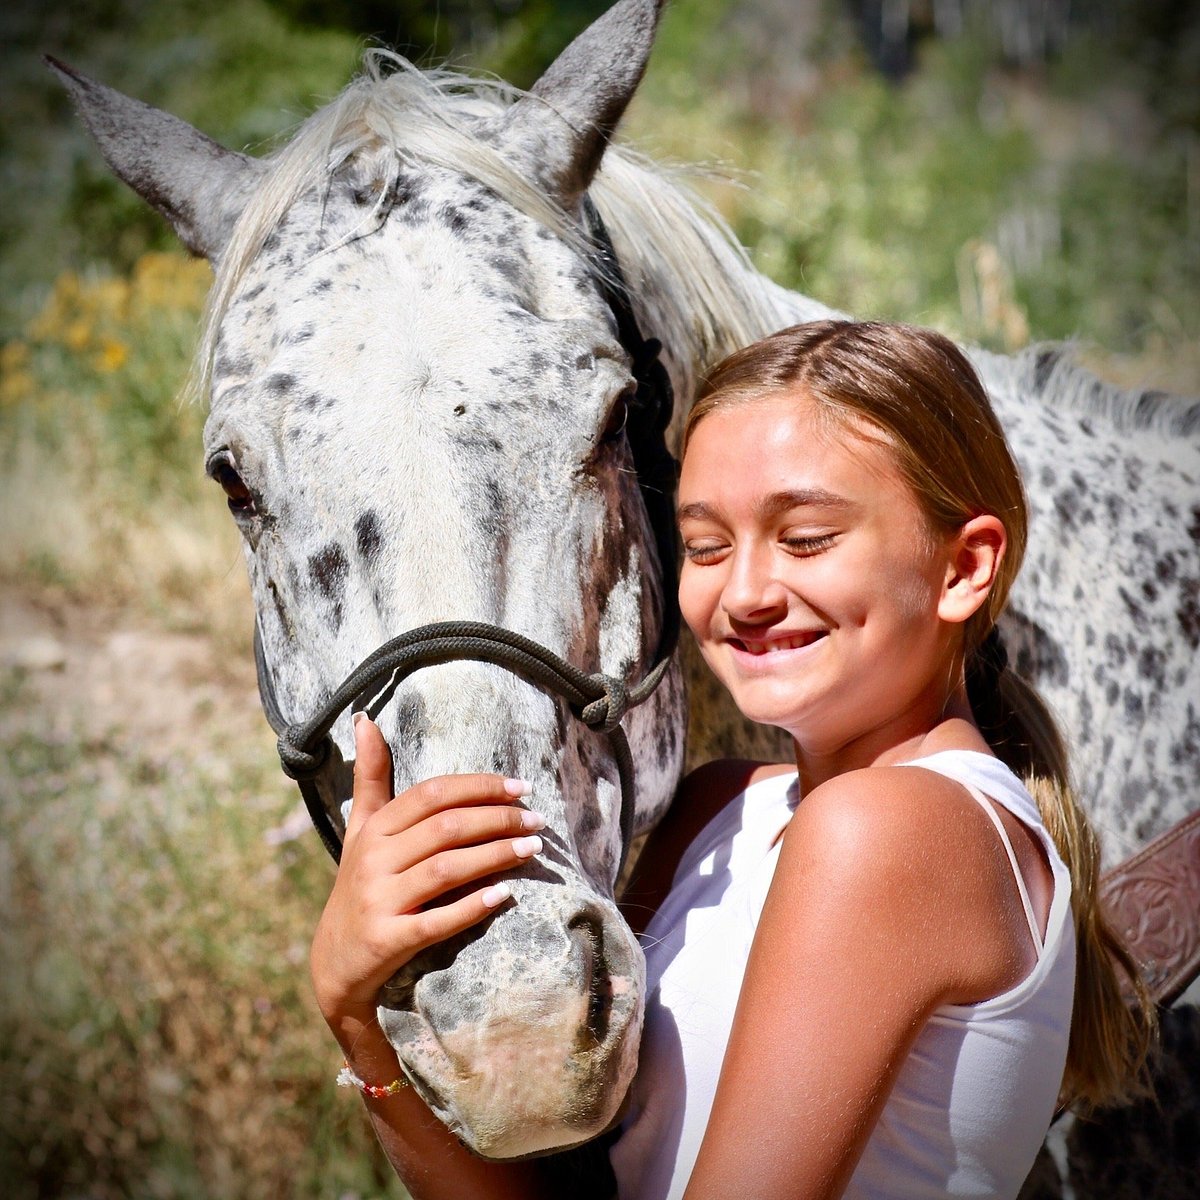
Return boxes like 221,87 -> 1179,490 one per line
46,56 -> 265,263
500,0 -> 663,207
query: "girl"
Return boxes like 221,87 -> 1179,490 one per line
309,320 -> 1153,1199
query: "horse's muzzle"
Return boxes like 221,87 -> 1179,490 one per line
375,881 -> 644,1158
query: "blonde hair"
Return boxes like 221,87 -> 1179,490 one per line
687,320 -> 1156,1110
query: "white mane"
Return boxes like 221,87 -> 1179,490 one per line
192,50 -> 781,401
1017,345 -> 1200,437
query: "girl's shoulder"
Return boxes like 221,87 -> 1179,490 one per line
781,764 -> 967,883
773,762 -> 1048,1005
786,760 -> 1024,891
620,758 -> 793,932
797,761 -> 975,836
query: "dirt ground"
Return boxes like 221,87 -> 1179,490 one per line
0,582 -> 261,746
0,580 -> 312,848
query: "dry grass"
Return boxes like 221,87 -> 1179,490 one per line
0,639 -> 407,1199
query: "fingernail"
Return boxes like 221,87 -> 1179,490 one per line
520,810 -> 546,831
352,711 -> 368,727
512,835 -> 543,859
482,882 -> 512,908
503,778 -> 532,797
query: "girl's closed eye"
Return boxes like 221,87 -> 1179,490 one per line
682,539 -> 729,564
781,532 -> 838,555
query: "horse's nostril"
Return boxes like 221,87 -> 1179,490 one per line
569,911 -> 611,1046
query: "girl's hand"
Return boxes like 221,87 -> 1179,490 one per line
310,714 -> 546,1025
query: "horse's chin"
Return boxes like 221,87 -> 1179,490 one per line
376,889 -> 645,1158
390,987 -> 641,1158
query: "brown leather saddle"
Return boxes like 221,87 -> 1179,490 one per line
1100,807 -> 1200,1008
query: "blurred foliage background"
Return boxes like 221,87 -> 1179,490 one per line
1,1 -> 1197,1197
3,0 -> 1198,363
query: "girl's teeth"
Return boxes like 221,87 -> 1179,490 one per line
744,634 -> 818,654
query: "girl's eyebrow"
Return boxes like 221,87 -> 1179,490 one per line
677,488 -> 855,524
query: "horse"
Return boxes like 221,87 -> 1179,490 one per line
53,0 -> 1199,1190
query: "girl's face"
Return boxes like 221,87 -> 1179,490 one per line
677,391 -> 963,762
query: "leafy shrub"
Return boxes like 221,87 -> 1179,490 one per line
628,8 -> 1198,374
0,252 -> 232,615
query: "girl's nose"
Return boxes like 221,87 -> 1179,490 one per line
721,545 -> 789,624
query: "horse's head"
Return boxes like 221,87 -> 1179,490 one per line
53,0 -> 686,1158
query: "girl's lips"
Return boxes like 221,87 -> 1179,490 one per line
728,630 -> 828,658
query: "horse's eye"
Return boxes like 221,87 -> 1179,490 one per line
600,387 -> 633,445
209,453 -> 256,515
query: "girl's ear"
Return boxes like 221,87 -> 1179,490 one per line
938,515 -> 1006,625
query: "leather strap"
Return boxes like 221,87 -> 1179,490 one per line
1099,806 -> 1200,1008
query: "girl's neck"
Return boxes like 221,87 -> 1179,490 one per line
792,691 -> 992,794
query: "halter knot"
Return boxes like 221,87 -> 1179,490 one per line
277,729 -> 330,781
578,674 -> 630,734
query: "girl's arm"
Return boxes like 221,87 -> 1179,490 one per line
309,716 -> 558,1200
319,1010 -> 551,1200
683,765 -> 1036,1200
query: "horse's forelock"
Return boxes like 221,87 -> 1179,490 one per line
190,59 -> 573,401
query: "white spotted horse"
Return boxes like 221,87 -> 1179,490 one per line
52,0 -> 1199,1190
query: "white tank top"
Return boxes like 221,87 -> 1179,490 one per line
610,750 -> 1075,1200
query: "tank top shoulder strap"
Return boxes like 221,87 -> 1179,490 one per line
957,779 -> 1043,951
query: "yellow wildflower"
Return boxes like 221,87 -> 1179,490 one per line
64,319 -> 93,352
132,251 -> 212,313
0,370 -> 36,408
95,338 -> 130,373
93,278 -> 132,322
1,340 -> 31,372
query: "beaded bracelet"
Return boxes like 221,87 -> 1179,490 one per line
336,1060 -> 408,1098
